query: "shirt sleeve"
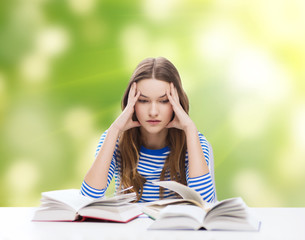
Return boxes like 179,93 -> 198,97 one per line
80,130 -> 118,198
186,132 -> 216,203
188,173 -> 215,203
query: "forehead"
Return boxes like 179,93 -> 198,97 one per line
137,79 -> 170,97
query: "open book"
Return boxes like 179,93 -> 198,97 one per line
143,181 -> 261,231
32,189 -> 142,223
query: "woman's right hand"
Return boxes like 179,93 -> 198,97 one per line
111,82 -> 141,134
84,83 -> 140,189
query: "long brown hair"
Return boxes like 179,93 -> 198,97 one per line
119,57 -> 189,201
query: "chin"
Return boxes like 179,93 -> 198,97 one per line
141,125 -> 166,134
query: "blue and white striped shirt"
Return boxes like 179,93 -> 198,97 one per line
81,131 -> 216,203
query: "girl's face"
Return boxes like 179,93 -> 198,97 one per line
135,79 -> 173,135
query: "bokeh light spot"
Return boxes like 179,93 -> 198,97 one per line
5,160 -> 39,196
228,47 -> 291,104
19,52 -> 50,82
67,0 -> 97,16
277,147 -> 305,186
35,26 -> 70,58
233,169 -> 282,207
197,20 -> 244,63
230,99 -> 268,139
291,103 -> 305,152
19,26 -> 69,83
142,0 -> 181,22
4,103 -> 50,151
120,25 -> 150,68
63,107 -> 95,140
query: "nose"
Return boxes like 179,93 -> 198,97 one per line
149,102 -> 159,117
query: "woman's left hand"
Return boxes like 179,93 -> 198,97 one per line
166,83 -> 195,131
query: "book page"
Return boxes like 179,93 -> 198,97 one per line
206,197 -> 247,219
152,181 -> 205,207
142,199 -> 202,220
148,216 -> 203,230
148,205 -> 206,230
159,205 -> 206,224
90,192 -> 136,206
42,189 -> 137,212
42,189 -> 94,212
203,197 -> 261,231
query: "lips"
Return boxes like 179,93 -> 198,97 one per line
146,120 -> 161,125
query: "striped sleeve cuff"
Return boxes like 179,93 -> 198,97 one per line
80,180 -> 106,199
198,132 -> 210,166
188,172 -> 216,203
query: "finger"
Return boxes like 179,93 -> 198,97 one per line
171,83 -> 179,102
135,88 -> 140,98
133,90 -> 140,104
166,88 -> 175,105
131,82 -> 137,97
127,84 -> 135,103
128,82 -> 139,104
132,121 -> 141,128
166,119 -> 176,129
133,82 -> 139,96
127,119 -> 141,130
167,87 -> 180,110
169,83 -> 175,101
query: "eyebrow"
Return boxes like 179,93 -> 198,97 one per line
140,94 -> 167,98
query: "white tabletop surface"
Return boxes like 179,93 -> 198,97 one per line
0,207 -> 304,240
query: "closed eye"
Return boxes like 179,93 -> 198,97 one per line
160,99 -> 169,103
138,99 -> 148,103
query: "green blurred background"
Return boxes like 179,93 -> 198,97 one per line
1,0 -> 305,207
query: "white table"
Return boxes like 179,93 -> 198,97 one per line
0,207 -> 304,240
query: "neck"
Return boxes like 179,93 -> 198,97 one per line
140,128 -> 168,150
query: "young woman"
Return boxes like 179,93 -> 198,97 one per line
81,57 -> 216,203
